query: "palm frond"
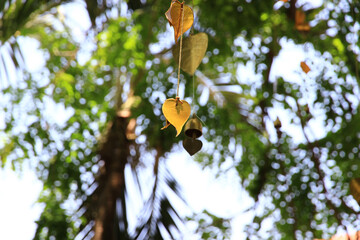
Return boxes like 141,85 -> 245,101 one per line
0,0 -> 112,87
0,0 -> 70,87
0,0 -> 72,43
134,164 -> 186,240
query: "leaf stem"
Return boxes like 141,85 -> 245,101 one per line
177,3 -> 185,98
192,74 -> 195,108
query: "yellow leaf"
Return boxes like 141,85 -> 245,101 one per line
300,61 -> 311,74
173,33 -> 208,75
162,97 -> 191,137
165,0 -> 194,43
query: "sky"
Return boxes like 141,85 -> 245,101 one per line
1,0 -> 356,240
0,164 -> 43,239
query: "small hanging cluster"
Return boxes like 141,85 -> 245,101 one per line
161,0 -> 208,156
183,113 -> 203,156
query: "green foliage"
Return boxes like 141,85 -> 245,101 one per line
187,210 -> 232,240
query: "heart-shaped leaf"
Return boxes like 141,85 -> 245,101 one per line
162,98 -> 191,137
165,0 -> 194,43
173,33 -> 208,76
183,137 -> 202,156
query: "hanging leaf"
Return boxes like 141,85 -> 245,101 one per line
300,61 -> 311,74
183,137 -> 202,156
162,98 -> 191,137
295,10 -> 310,32
350,178 -> 360,203
165,0 -> 194,43
173,33 -> 208,75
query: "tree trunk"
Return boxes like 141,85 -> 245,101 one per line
93,116 -> 130,240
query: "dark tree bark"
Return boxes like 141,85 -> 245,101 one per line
93,116 -> 130,240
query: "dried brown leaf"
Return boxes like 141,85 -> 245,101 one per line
295,10 -> 310,32
300,61 -> 311,74
165,0 -> 194,43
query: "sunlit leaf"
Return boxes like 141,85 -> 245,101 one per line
332,38 -> 345,54
300,61 -> 310,73
162,98 -> 191,137
165,0 -> 194,43
173,33 -> 208,75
